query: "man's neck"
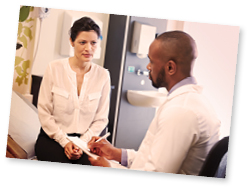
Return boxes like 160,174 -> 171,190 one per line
167,76 -> 197,95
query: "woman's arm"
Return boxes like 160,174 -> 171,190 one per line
38,64 -> 70,147
80,71 -> 111,142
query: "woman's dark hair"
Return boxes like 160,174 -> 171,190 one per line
69,17 -> 101,42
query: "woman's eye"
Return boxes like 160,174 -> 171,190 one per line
91,41 -> 97,45
80,41 -> 86,45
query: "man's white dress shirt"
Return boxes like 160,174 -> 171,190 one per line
119,78 -> 221,175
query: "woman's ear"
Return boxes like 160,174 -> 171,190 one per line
70,38 -> 74,47
166,60 -> 176,75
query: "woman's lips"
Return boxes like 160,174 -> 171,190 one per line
83,54 -> 92,58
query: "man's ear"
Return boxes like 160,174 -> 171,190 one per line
166,60 -> 176,75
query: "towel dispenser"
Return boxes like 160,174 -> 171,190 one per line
130,21 -> 156,58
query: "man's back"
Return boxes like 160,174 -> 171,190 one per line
129,84 -> 220,175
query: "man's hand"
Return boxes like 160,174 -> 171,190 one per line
64,141 -> 83,160
87,136 -> 122,162
88,156 -> 111,167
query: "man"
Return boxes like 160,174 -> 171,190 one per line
88,31 -> 221,175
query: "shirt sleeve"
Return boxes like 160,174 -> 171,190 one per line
80,71 -> 111,142
126,149 -> 137,168
139,107 -> 200,173
108,149 -> 136,169
37,64 -> 70,147
121,149 -> 128,166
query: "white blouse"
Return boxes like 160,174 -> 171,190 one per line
37,58 -> 111,147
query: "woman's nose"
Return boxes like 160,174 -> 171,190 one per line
84,43 -> 91,51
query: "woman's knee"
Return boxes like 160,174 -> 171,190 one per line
35,135 -> 69,163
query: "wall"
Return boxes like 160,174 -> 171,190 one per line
31,7 -> 109,76
165,20 -> 239,138
182,22 -> 239,138
114,16 -> 167,150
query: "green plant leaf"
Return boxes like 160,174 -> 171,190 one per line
15,61 -> 30,86
18,35 -> 28,49
23,26 -> 32,41
15,56 -> 24,66
25,18 -> 34,23
18,23 -> 23,37
15,66 -> 22,75
15,76 -> 23,86
22,60 -> 30,71
19,6 -> 30,22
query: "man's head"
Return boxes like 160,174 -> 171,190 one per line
147,31 -> 197,90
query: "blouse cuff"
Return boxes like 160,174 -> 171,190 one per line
58,137 -> 70,148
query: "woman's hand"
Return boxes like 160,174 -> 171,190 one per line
64,141 -> 83,160
87,136 -> 122,162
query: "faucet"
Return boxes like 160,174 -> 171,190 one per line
137,69 -> 149,76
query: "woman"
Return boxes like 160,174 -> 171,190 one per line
35,17 -> 110,165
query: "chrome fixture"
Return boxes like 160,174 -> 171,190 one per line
137,69 -> 149,76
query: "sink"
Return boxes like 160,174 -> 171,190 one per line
127,90 -> 167,108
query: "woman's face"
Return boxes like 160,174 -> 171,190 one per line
70,30 -> 98,63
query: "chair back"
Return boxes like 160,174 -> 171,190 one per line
199,136 -> 229,177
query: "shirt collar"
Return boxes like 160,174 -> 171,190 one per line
168,76 -> 197,96
66,58 -> 93,78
